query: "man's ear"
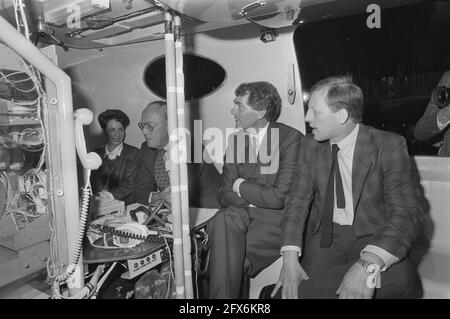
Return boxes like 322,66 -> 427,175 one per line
336,108 -> 349,124
256,109 -> 266,120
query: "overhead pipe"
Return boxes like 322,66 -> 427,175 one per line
164,10 -> 185,299
174,14 -> 193,299
0,16 -> 84,294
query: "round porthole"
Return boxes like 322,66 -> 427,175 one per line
144,54 -> 226,101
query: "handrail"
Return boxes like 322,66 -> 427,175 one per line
164,10 -> 185,299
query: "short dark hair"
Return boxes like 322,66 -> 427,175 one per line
310,75 -> 364,123
97,109 -> 130,131
235,81 -> 282,122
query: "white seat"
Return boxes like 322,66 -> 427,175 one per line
249,257 -> 283,299
414,157 -> 450,298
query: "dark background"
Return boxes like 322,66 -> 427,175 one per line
294,0 -> 450,155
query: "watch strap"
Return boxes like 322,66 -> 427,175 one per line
357,257 -> 371,270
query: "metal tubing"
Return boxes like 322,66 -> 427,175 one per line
164,10 -> 185,299
0,16 -> 84,294
174,14 -> 193,299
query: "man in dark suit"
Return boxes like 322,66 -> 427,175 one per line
132,101 -> 222,208
272,75 -> 423,299
414,70 -> 450,156
206,81 -> 303,298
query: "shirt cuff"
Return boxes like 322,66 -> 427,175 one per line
361,245 -> 399,271
232,178 -> 245,197
280,245 -> 302,257
437,113 -> 450,130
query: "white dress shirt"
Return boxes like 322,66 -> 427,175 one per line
232,122 -> 270,199
104,143 -> 123,160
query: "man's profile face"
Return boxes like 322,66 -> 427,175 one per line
305,87 -> 339,142
231,93 -> 262,131
140,105 -> 169,149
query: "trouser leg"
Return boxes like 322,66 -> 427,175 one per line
206,206 -> 250,298
299,226 -> 416,299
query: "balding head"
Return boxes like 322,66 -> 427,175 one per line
142,101 -> 167,122
139,101 -> 169,149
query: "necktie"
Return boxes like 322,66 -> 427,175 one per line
320,144 -> 346,248
154,149 -> 170,191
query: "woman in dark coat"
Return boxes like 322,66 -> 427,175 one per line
90,109 -> 139,205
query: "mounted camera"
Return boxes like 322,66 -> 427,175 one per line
431,86 -> 450,108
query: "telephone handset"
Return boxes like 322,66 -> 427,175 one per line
73,108 -> 102,170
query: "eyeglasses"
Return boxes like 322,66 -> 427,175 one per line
138,120 -> 165,132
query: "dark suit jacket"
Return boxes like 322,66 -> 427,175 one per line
219,122 -> 303,227
90,143 -> 139,205
414,99 -> 450,156
282,124 -> 423,260
132,142 -> 223,208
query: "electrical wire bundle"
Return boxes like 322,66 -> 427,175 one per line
0,171 -> 12,220
0,126 -> 44,152
0,71 -> 38,103
0,169 -> 48,232
52,262 -> 118,299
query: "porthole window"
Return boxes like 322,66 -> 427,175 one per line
144,54 -> 226,101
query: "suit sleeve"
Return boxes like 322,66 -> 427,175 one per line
217,161 -> 249,208
239,131 -> 302,209
195,163 -> 223,208
281,137 -> 315,249
368,137 -> 423,259
132,148 -> 157,205
414,100 -> 444,141
109,148 -> 139,201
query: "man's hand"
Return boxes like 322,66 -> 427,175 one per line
95,190 -> 114,201
271,251 -> 309,299
159,187 -> 171,203
336,263 -> 375,299
150,187 -> 171,207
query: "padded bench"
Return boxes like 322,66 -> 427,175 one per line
249,156 -> 450,299
412,156 -> 450,299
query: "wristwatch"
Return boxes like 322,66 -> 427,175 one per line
357,258 -> 380,274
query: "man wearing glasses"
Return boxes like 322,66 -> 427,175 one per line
132,101 -> 171,206
132,101 -> 222,208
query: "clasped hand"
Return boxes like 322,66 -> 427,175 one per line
150,187 -> 171,208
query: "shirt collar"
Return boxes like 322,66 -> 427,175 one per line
334,124 -> 359,152
104,143 -> 123,160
